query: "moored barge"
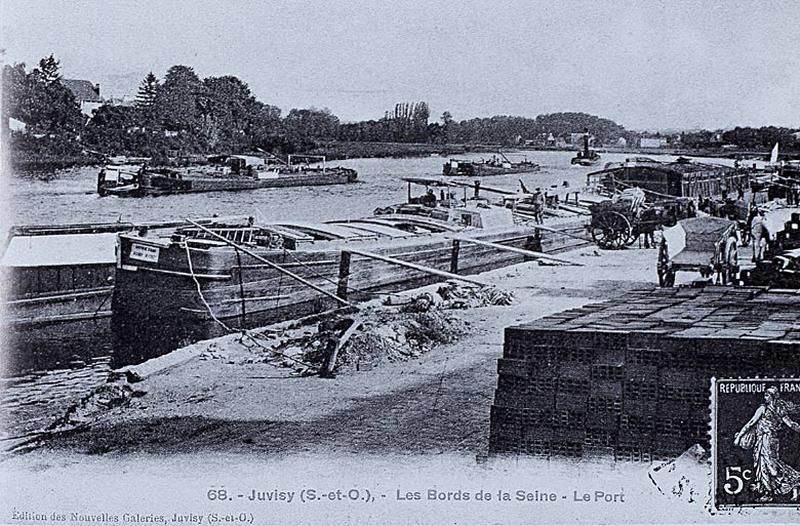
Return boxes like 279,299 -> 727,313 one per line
97,154 -> 358,197
443,153 -> 540,177
112,182 -> 590,353
587,158 -> 751,199
1,220 -> 219,371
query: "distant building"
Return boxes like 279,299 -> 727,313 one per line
7,117 -> 27,133
63,79 -> 103,116
639,137 -> 668,149
617,137 -> 627,147
107,96 -> 137,108
569,132 -> 596,148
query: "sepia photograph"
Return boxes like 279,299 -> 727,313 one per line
1,0 -> 799,523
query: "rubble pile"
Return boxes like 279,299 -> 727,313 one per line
48,381 -> 145,432
295,308 -> 465,371
197,282 -> 514,375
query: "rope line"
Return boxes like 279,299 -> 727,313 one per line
185,242 -> 234,332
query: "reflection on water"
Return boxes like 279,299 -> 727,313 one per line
0,150 -> 734,437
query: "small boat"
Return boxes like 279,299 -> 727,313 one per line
97,154 -> 358,197
570,130 -> 601,166
111,178 -> 590,355
443,152 -> 540,177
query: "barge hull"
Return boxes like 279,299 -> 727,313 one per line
112,221 -> 590,356
116,171 -> 357,197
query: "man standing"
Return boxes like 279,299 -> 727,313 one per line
750,210 -> 767,262
532,187 -> 544,224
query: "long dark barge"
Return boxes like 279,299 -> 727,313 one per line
443,153 -> 540,177
97,154 -> 358,197
111,181 -> 590,353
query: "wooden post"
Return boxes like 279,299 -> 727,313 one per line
450,239 -> 460,274
337,251 -> 351,300
320,317 -> 363,378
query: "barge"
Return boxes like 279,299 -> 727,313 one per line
0,220 -> 215,372
442,153 -> 540,177
587,158 -> 751,200
97,154 -> 358,197
111,180 -> 591,354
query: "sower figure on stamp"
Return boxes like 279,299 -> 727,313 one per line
734,387 -> 800,502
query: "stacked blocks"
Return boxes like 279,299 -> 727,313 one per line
489,286 -> 800,461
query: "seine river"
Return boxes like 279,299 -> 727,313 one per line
0,149 -> 733,441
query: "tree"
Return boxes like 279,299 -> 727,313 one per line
283,107 -> 340,149
203,75 -> 255,149
2,58 -> 83,135
440,111 -> 454,143
154,65 -> 205,136
136,72 -> 159,108
35,54 -> 61,85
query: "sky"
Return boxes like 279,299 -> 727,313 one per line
1,0 -> 799,131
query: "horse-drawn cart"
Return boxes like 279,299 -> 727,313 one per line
588,189 -> 696,249
657,216 -> 740,286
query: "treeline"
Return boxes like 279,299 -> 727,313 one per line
3,55 -> 799,164
2,56 -> 341,161
681,127 -> 800,151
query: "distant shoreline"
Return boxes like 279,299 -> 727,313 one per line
7,141 -> 795,172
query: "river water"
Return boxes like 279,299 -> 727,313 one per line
0,149 -> 733,441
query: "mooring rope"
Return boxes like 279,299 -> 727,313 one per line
183,242 -> 318,369
184,242 -> 234,332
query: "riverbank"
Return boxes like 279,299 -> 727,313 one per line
6,245 -> 795,524
13,246 -> 665,458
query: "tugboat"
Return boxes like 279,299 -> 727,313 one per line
443,152 -> 540,177
570,130 -> 601,166
97,154 -> 357,197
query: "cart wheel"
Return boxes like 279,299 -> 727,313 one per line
591,211 -> 632,250
657,239 -> 674,287
720,237 -> 739,285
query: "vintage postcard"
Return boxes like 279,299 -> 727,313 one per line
1,0 -> 800,524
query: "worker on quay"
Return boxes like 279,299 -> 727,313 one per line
532,187 -> 545,224
750,210 -> 767,263
422,189 -> 437,207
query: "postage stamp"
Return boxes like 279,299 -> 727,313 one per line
712,378 -> 800,509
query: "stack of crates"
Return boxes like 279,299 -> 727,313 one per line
489,286 -> 800,461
